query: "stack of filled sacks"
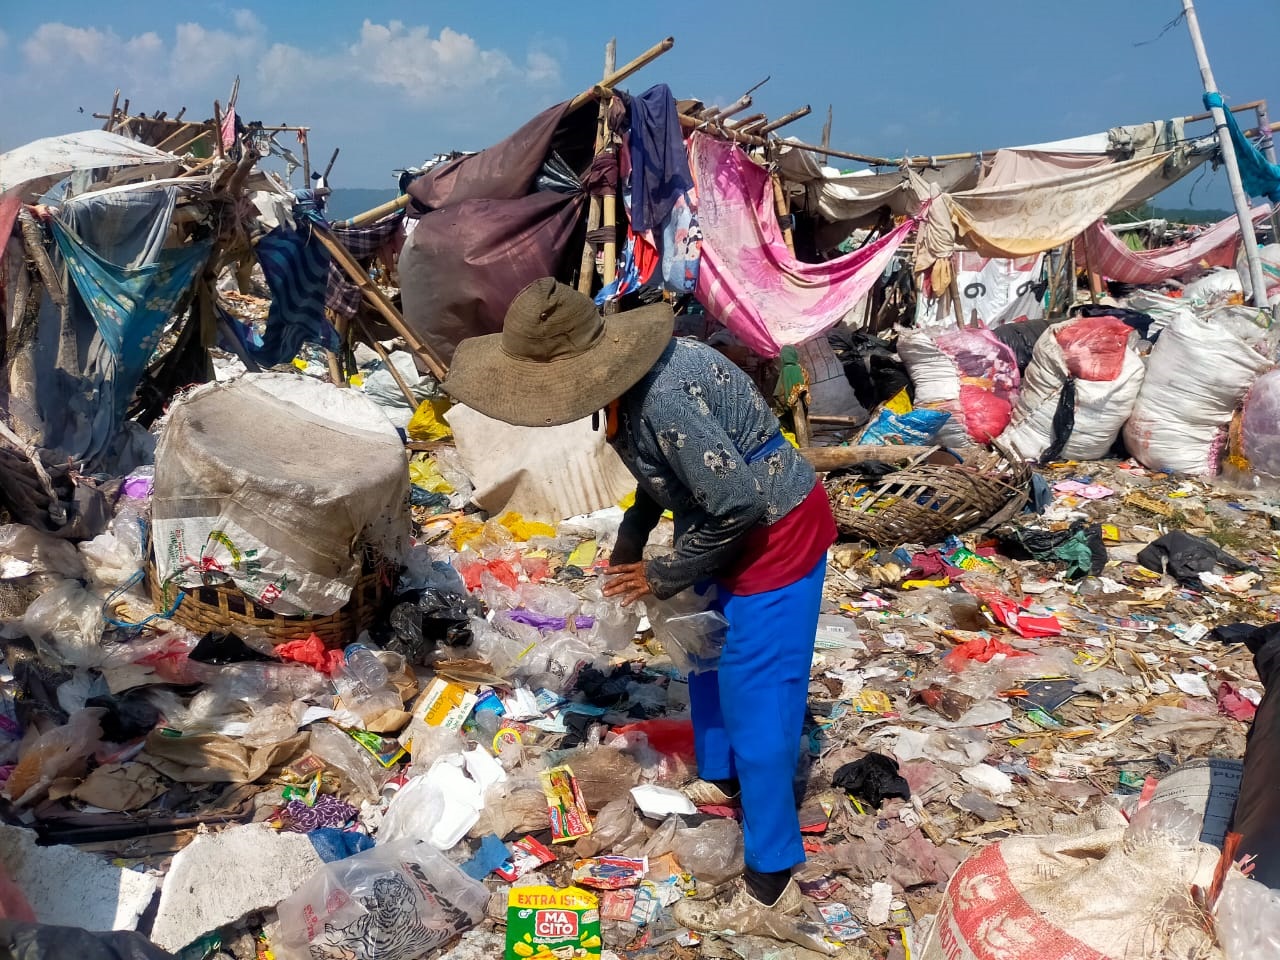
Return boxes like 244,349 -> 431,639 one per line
998,315 -> 1145,463
896,327 -> 1021,447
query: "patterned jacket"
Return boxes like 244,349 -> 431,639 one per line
609,338 -> 816,598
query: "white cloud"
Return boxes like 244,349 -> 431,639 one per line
7,17 -> 565,183
24,23 -> 114,65
350,20 -> 517,97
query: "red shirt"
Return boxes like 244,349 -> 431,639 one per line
717,482 -> 836,596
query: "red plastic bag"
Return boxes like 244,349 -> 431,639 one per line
958,385 -> 1012,442
612,719 -> 696,763
943,637 -> 1028,671
1053,316 -> 1132,382
276,633 -> 345,675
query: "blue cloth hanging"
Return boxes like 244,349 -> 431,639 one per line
50,220 -> 211,413
255,216 -> 340,365
1204,92 -> 1280,202
629,83 -> 694,233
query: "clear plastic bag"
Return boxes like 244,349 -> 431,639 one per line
1243,369 -> 1280,478
647,588 -> 727,675
667,817 -> 745,886
0,523 -> 85,579
274,838 -> 487,960
307,723 -> 388,801
21,580 -> 105,669
4,708 -> 104,806
1215,868 -> 1280,957
378,759 -> 482,850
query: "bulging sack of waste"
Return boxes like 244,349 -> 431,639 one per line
274,838 -> 487,960
1123,311 -> 1272,475
917,820 -> 1221,960
999,316 -> 1144,463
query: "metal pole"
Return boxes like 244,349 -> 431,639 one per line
1182,0 -> 1271,309
1255,101 -> 1280,245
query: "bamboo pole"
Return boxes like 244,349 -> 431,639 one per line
1182,0 -> 1270,310
311,226 -> 448,380
800,445 -> 935,472
603,188 -> 618,287
570,37 -> 675,111
821,105 -> 833,164
301,133 -> 311,183
323,148 -> 341,182
355,315 -> 419,409
339,37 -> 675,228
578,38 -> 617,294
105,89 -> 120,132
760,105 -> 812,134
212,101 -> 225,158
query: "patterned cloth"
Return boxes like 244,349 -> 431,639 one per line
256,217 -> 340,365
610,339 -> 817,599
50,219 -> 210,414
1076,205 -> 1270,285
691,133 -> 917,358
281,793 -> 358,832
324,213 -> 405,323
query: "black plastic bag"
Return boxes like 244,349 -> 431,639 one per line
85,693 -> 161,742
1213,622 -> 1280,654
188,630 -> 273,665
832,752 -> 911,808
1039,377 -> 1077,465
1136,531 -> 1252,587
826,330 -> 912,411
387,589 -> 474,664
0,921 -> 175,960
996,521 -> 1106,580
991,318 -> 1052,373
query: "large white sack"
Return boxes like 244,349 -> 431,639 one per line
1123,312 -> 1273,475
1235,241 -> 1280,303
896,327 -> 1019,448
998,321 -> 1144,462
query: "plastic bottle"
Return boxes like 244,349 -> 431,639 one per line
342,643 -> 390,691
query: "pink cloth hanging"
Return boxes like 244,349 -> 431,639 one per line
1075,205 -> 1270,284
691,133 -> 916,358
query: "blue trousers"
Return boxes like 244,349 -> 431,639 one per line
688,556 -> 825,872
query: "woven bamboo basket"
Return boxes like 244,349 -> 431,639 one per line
826,445 -> 1030,546
147,556 -> 393,646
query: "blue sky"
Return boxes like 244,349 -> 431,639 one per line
3,0 -> 1277,208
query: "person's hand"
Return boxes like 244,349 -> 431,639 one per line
602,562 -> 651,607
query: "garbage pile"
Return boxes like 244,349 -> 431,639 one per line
3,388 -> 1280,960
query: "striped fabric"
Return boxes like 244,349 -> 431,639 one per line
1076,205 -> 1270,284
256,219 -> 340,365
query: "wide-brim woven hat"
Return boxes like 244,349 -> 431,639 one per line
443,277 -> 674,427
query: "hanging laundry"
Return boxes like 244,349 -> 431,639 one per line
660,188 -> 701,294
323,212 -> 405,325
1205,92 -> 1280,202
628,84 -> 693,233
254,216 -> 340,366
691,132 -> 916,357
1075,205 -> 1271,284
50,219 -> 210,414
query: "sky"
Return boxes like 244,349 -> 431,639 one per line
2,0 -> 1278,209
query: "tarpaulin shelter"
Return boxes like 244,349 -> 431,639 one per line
398,101 -> 600,366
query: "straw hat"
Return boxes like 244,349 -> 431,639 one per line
443,277 -> 674,427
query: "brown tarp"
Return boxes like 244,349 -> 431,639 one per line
399,100 -> 598,366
